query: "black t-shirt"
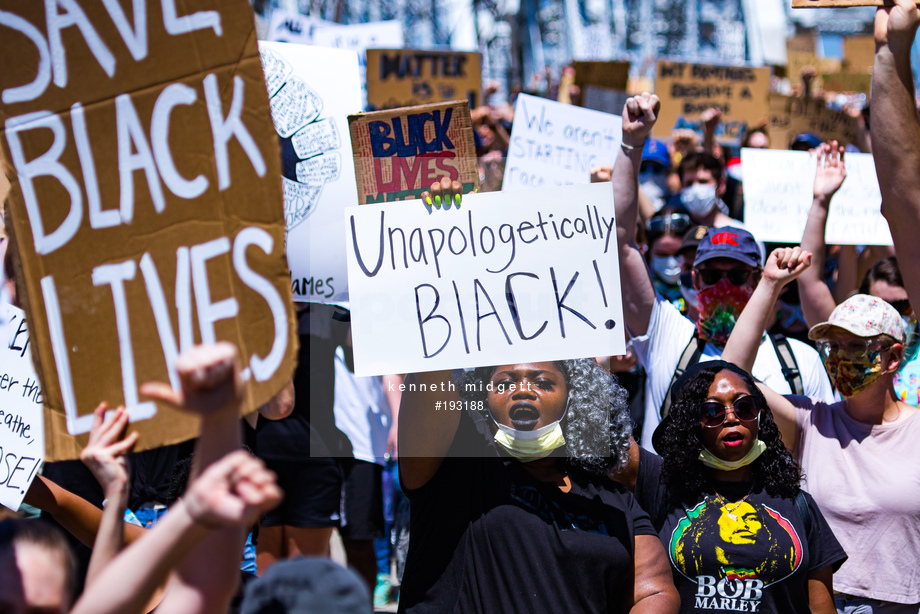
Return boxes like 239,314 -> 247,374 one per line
633,446 -> 667,525
398,409 -> 656,614
245,304 -> 352,460
658,480 -> 847,614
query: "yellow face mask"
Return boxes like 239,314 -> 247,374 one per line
490,400 -> 568,462
698,440 -> 766,472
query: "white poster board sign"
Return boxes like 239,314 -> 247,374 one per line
266,11 -> 403,109
742,149 -> 891,245
0,305 -> 44,511
260,42 -> 363,303
345,183 -> 625,376
503,94 -> 623,190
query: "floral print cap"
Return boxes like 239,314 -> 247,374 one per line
808,294 -> 907,344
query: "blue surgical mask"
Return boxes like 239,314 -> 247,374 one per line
652,255 -> 681,285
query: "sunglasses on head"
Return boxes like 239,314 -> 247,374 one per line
647,213 -> 691,236
699,395 -> 762,428
887,298 -> 912,316
697,268 -> 755,286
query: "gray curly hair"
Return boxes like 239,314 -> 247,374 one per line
453,359 -> 632,475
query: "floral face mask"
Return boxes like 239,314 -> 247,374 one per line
696,278 -> 754,347
823,350 -> 885,398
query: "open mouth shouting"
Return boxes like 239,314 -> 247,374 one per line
509,402 -> 540,430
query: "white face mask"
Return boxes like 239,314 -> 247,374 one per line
489,399 -> 569,462
681,183 -> 719,218
652,255 -> 681,285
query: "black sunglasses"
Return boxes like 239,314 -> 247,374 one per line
647,213 -> 691,236
697,268 -> 755,286
887,298 -> 912,316
699,395 -> 762,428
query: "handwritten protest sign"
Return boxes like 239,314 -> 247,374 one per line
822,72 -> 872,94
0,1 -> 297,460
843,36 -> 875,73
503,94 -> 623,190
655,61 -> 770,144
785,50 -> 842,92
365,49 -> 483,111
344,183 -> 625,376
0,305 -> 43,511
260,42 -> 362,303
768,94 -> 862,150
742,148 -> 890,245
349,101 -> 479,204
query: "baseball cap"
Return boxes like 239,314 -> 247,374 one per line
790,132 -> 823,151
693,226 -> 762,269
808,294 -> 906,344
241,557 -> 371,614
642,139 -> 671,168
676,225 -> 709,257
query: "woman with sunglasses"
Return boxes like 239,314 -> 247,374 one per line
646,204 -> 693,312
650,359 -> 846,614
723,252 -> 920,612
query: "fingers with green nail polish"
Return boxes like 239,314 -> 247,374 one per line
434,195 -> 442,208
454,194 -> 461,207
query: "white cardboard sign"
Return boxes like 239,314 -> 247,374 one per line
0,305 -> 44,511
742,148 -> 892,246
503,94 -> 623,191
345,183 -> 625,376
260,42 -> 363,303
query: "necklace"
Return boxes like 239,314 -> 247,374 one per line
712,488 -> 754,521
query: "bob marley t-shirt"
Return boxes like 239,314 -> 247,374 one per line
659,481 -> 846,613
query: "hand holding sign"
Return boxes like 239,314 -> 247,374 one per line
874,0 -> 920,55
622,93 -> 661,148
141,343 -> 243,417
420,177 -> 465,208
813,141 -> 847,204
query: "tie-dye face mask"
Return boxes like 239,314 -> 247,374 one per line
696,278 -> 754,347
824,350 -> 884,398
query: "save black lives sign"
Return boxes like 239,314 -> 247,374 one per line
344,183 -> 625,376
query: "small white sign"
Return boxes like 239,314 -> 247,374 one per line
503,94 -> 623,191
345,183 -> 625,376
0,305 -> 44,511
260,42 -> 363,304
742,148 -> 892,246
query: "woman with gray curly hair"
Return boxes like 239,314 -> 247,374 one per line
396,359 -> 678,614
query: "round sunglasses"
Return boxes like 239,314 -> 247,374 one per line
699,395 -> 762,428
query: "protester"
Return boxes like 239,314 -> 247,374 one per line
646,204 -> 693,310
396,358 -> 679,613
723,273 -> 920,610
0,519 -> 76,614
650,359 -> 846,613
612,93 -> 835,451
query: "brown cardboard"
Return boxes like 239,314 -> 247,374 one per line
0,0 -> 297,460
366,49 -> 483,111
786,34 -> 818,54
822,72 -> 872,94
654,61 -> 771,144
843,35 -> 876,73
785,50 -> 842,93
348,101 -> 479,204
768,94 -> 862,150
792,0 -> 913,6
572,61 -> 631,93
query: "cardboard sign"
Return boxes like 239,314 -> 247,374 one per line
843,35 -> 875,73
0,305 -> 43,511
785,50 -> 842,92
503,94 -> 623,190
573,61 -> 631,93
348,101 -> 479,204
654,61 -> 771,144
0,1 -> 297,460
344,183 -> 625,376
260,42 -> 362,303
742,148 -> 891,245
822,72 -> 872,94
768,94 -> 861,150
365,49 -> 483,111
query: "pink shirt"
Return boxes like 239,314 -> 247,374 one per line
792,398 -> 920,604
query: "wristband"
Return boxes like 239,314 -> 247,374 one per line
621,141 -> 644,152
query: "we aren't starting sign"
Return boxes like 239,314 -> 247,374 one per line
0,0 -> 297,460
